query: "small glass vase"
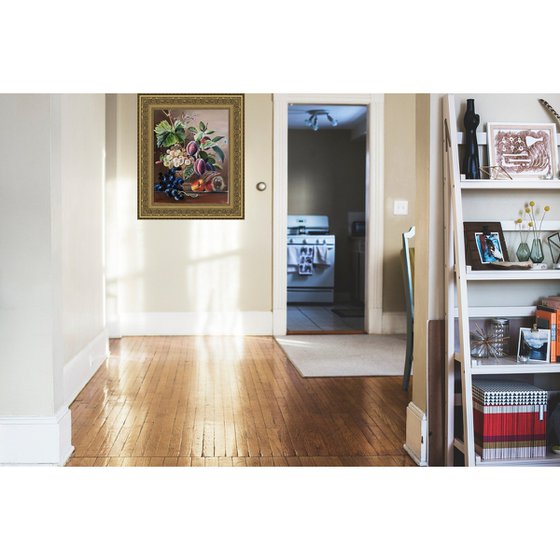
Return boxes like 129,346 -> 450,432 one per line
530,238 -> 544,263
516,241 -> 531,262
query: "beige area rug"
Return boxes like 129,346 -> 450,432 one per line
275,334 -> 406,377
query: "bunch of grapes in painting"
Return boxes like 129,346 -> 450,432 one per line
154,116 -> 227,200
154,168 -> 187,201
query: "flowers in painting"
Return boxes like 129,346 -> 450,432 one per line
153,114 -> 227,200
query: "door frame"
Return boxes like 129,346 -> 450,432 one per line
272,93 -> 385,335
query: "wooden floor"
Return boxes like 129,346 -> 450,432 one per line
67,336 -> 415,467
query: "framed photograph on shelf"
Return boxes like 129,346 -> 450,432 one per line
463,222 -> 509,269
137,93 -> 244,219
517,326 -> 551,363
487,122 -> 558,180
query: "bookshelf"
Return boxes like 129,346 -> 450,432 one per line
443,94 -> 560,466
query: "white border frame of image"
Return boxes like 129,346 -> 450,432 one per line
517,326 -> 551,363
487,122 -> 559,180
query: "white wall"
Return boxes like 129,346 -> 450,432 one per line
106,94 -> 273,335
0,95 -> 61,416
61,94 -> 106,363
60,94 -> 108,405
0,94 -> 107,463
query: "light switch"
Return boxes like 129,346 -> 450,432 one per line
393,200 -> 408,216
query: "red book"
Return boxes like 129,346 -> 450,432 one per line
536,304 -> 557,362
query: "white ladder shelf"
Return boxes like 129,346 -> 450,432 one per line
443,94 -> 560,467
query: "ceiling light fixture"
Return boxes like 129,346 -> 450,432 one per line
304,110 -> 338,131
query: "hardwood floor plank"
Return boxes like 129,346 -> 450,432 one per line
67,336 -> 413,468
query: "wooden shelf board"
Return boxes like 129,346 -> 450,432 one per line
457,131 -> 560,148
452,306 -> 536,318
465,269 -> 560,281
455,353 -> 560,373
460,180 -> 560,189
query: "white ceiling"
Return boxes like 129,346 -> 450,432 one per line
288,104 -> 367,131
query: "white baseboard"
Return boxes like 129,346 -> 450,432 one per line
404,402 -> 428,466
106,318 -> 121,339
119,311 -> 273,336
63,328 -> 109,406
0,407 -> 73,466
382,312 -> 407,334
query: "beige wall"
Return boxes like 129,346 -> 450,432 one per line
383,94 -> 417,313
287,128 -> 366,299
106,93 -> 416,331
106,94 -> 273,323
61,94 -> 106,363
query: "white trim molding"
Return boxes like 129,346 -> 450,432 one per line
64,328 -> 109,407
0,407 -> 73,466
404,402 -> 428,466
119,311 -> 273,336
272,93 -> 385,335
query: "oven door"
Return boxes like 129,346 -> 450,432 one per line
287,243 -> 335,302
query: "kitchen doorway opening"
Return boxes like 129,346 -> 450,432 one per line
272,94 -> 384,337
286,104 -> 367,333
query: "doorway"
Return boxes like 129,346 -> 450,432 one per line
272,94 -> 385,336
286,104 -> 367,333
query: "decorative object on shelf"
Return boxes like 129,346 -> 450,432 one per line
517,324 -> 551,363
485,261 -> 533,270
487,122 -> 558,180
515,214 -> 531,261
470,323 -> 504,359
462,99 -> 481,179
137,93 -> 244,219
538,98 -> 560,127
516,241 -> 531,261
473,380 -> 548,461
524,200 -> 550,263
489,318 -> 510,357
463,222 -> 509,270
530,238 -> 545,263
479,165 -> 512,180
546,232 -> 560,264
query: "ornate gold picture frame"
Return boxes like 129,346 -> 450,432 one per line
138,94 -> 244,219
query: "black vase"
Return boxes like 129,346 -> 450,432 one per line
462,99 -> 480,179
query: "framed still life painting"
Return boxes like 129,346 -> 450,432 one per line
487,122 -> 558,180
138,94 -> 244,219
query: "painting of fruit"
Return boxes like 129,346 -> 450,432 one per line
138,94 -> 244,219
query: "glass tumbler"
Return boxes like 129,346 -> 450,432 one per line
490,318 -> 509,357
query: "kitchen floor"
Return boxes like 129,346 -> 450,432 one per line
287,304 -> 364,333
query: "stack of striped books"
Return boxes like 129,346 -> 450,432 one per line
473,380 -> 548,461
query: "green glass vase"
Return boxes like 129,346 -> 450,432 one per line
530,238 -> 544,264
516,241 -> 531,262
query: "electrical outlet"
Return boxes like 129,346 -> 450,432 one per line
393,200 -> 408,216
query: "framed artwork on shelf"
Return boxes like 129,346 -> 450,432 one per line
463,222 -> 509,269
547,232 -> 560,264
517,326 -> 551,363
137,93 -> 244,219
487,122 -> 558,180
